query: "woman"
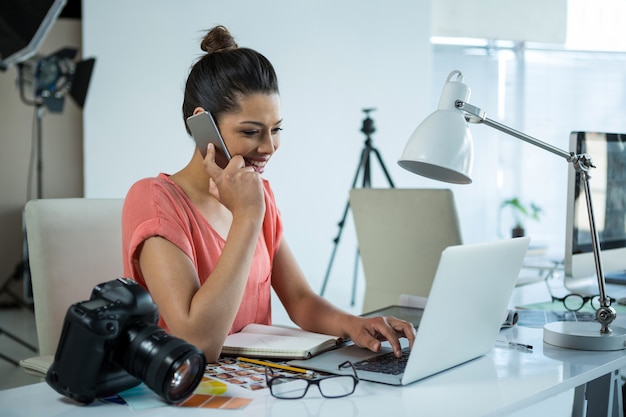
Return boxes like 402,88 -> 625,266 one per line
122,25 -> 415,362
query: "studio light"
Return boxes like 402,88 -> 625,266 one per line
18,47 -> 95,113
399,70 -> 626,351
15,47 -> 95,199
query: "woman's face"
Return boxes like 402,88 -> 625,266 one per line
214,93 -> 282,174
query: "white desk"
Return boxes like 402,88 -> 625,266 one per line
1,324 -> 625,417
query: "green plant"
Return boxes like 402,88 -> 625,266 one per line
500,197 -> 542,229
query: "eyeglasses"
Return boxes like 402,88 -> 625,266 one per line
550,293 -> 616,312
542,274 -> 616,312
265,361 -> 359,400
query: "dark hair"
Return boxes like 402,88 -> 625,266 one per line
182,25 -> 279,134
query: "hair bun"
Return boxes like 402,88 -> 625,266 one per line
201,25 -> 238,54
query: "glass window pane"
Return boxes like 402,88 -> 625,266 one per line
433,42 -> 626,256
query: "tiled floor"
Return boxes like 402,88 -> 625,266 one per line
0,306 -> 41,391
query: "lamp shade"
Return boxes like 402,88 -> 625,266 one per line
398,71 -> 474,184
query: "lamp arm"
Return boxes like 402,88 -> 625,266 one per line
578,169 -> 616,332
456,101 -> 572,160
455,100 -> 616,333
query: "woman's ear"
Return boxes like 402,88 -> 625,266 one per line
192,107 -> 206,116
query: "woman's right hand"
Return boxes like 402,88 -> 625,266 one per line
203,143 -> 266,222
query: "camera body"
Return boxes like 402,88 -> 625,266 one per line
46,278 -> 159,403
47,278 -> 206,405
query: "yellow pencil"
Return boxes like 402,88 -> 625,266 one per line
236,357 -> 312,374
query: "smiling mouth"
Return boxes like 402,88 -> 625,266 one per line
245,158 -> 267,172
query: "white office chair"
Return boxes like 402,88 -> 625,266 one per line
20,198 -> 124,375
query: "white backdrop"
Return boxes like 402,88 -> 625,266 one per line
81,0 -> 434,312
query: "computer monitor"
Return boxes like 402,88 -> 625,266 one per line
0,0 -> 66,71
564,132 -> 626,294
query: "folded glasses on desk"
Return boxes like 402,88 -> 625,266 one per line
543,275 -> 616,312
550,293 -> 617,312
265,361 -> 359,399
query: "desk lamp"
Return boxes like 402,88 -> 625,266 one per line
398,70 -> 626,351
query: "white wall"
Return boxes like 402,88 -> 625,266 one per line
82,0 -> 433,309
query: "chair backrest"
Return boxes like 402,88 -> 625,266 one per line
349,188 -> 463,313
25,198 -> 124,356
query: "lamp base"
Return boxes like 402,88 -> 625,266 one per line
544,321 -> 626,351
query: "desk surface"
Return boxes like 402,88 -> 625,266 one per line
2,323 -> 626,417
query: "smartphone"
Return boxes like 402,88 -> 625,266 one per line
186,111 -> 231,163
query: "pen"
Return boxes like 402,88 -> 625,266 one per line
236,357 -> 313,374
496,339 -> 533,352
507,342 -> 533,351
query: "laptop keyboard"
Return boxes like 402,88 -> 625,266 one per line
353,348 -> 410,375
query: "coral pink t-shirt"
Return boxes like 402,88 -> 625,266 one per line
122,173 -> 282,334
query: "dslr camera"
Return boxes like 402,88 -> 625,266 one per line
46,278 -> 206,404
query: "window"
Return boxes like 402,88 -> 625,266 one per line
432,41 -> 626,255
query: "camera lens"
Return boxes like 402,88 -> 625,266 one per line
120,324 -> 206,404
167,354 -> 206,400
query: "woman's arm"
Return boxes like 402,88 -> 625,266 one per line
138,145 -> 266,362
138,215 -> 259,361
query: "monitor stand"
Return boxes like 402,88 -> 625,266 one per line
563,274 -> 602,296
565,270 -> 626,296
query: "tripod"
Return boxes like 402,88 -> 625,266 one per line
319,109 -> 395,305
0,68 -> 43,365
0,231 -> 37,366
0,70 -> 49,312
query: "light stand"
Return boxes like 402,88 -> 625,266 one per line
17,47 -> 95,198
399,70 -> 626,350
320,109 -> 395,305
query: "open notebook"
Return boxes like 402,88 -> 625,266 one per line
221,324 -> 342,359
290,237 -> 530,386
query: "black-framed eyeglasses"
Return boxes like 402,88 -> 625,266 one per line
265,361 -> 359,400
550,293 -> 616,312
543,274 -> 616,312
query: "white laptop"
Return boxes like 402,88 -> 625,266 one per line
349,188 -> 463,313
290,237 -> 530,386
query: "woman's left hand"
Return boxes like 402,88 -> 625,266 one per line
346,315 -> 416,358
